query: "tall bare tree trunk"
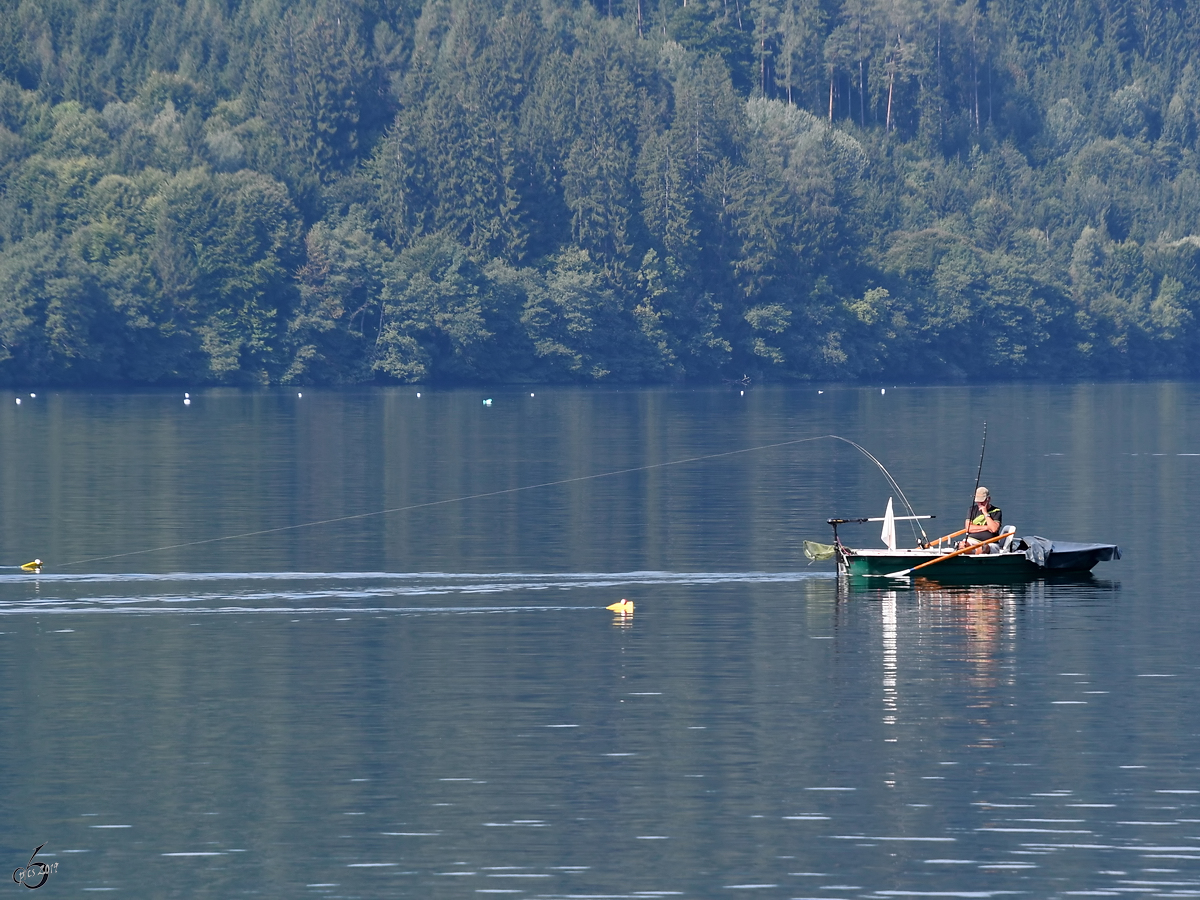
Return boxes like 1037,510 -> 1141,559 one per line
886,70 -> 894,131
860,58 -> 865,125
972,30 -> 979,131
937,9 -> 943,144
786,36 -> 793,105
761,37 -> 766,97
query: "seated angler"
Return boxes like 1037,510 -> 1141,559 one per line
960,486 -> 1002,552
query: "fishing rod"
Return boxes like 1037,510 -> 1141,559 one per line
969,421 -> 988,531
973,421 -> 987,500
946,421 -> 989,548
47,433 -> 923,570
919,421 -> 988,549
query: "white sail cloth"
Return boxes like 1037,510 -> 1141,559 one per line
880,497 -> 897,550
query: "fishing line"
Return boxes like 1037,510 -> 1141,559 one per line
825,435 -> 926,544
56,433 -> 916,568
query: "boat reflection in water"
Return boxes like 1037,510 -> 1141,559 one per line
843,576 -> 1121,750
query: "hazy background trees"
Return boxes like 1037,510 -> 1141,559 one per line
2,0 -> 1200,385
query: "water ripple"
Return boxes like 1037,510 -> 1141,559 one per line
0,570 -> 827,615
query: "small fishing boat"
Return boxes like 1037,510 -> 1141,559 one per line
802,425 -> 1120,584
807,515 -> 1120,583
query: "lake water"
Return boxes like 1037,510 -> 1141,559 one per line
2,383 -> 1199,899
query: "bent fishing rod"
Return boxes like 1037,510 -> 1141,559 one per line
30,433 -> 923,570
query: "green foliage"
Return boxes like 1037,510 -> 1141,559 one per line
259,8 -> 371,183
520,246 -> 673,380
287,208 -> 391,383
145,168 -> 302,382
5,0 -> 1200,385
374,232 -> 511,382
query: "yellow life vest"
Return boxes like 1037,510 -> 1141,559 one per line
971,505 -> 1001,527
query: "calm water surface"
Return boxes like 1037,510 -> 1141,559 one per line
2,383 -> 1199,899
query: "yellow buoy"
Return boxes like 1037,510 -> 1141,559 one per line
606,599 -> 634,615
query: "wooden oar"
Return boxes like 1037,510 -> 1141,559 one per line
884,531 -> 1008,578
919,527 -> 967,549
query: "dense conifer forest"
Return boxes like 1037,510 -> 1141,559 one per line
2,0 -> 1199,385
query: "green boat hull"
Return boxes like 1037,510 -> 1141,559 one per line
839,548 -> 1090,583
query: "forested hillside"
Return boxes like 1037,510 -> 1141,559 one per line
2,0 -> 1199,385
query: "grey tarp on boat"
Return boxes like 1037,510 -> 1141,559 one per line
1023,536 -> 1122,570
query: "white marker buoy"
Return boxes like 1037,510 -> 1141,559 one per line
740,390 -> 744,396
483,398 -> 492,406
14,398 -> 20,405
881,388 -> 886,395
297,392 -> 303,398
531,393 -> 535,397
416,392 -> 421,398
29,393 -> 35,398
184,398 -> 191,406
184,392 -> 190,399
